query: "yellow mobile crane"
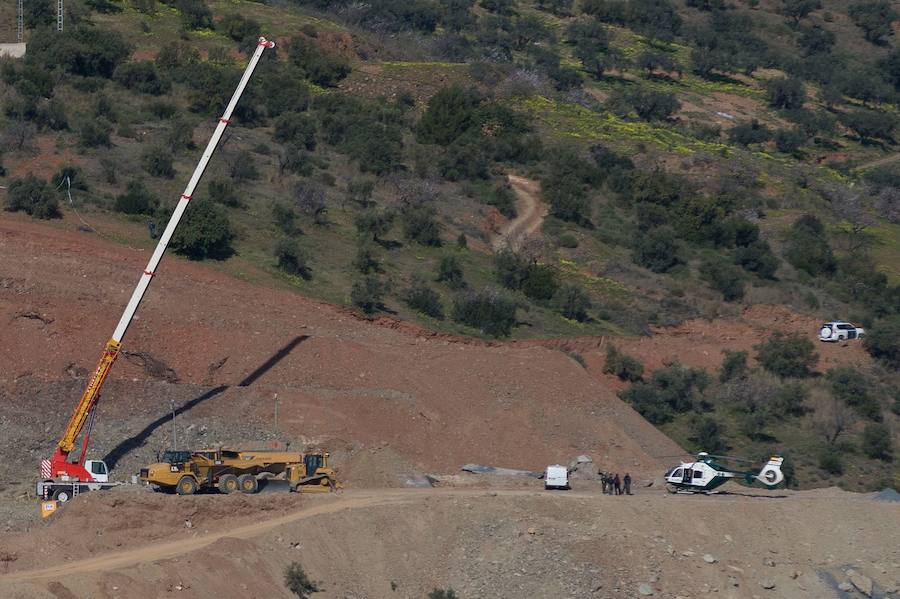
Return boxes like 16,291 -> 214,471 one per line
37,38 -> 276,503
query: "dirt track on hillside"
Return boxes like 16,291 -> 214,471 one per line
490,174 -> 547,251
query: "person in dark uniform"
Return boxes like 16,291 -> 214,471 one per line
613,473 -> 622,495
624,472 -> 632,495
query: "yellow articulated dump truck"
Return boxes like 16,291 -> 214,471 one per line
140,448 -> 339,496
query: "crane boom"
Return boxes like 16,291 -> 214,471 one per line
44,37 -> 276,482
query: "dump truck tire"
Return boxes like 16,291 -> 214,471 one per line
218,474 -> 239,494
176,476 -> 198,496
238,474 -> 258,494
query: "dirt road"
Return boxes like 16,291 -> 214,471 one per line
3,486 -> 898,599
490,174 -> 547,251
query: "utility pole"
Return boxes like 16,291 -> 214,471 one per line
58,0 -> 64,32
16,0 -> 24,43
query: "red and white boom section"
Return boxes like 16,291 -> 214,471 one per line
42,37 -> 276,483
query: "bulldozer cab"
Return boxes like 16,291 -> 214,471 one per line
304,454 -> 324,474
160,450 -> 192,464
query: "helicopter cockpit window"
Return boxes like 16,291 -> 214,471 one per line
672,468 -> 682,478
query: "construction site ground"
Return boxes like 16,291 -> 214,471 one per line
2,213 -> 897,598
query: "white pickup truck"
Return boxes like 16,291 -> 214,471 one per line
819,321 -> 865,342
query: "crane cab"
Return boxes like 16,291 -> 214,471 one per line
85,460 -> 109,483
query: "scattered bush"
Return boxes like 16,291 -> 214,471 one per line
113,61 -> 170,95
610,87 -> 680,121
436,254 -> 466,289
405,276 -> 445,319
171,200 -> 234,260
690,414 -> 727,453
719,350 -> 748,382
864,315 -> 900,370
618,363 -> 708,424
755,332 -> 818,378
428,589 -> 458,599
351,275 -> 385,315
700,258 -> 745,302
275,237 -> 312,280
452,287 -> 518,337
862,422 -> 893,461
785,214 -> 835,277
79,119 -> 112,148
818,446 -> 844,475
230,150 -> 259,182
765,76 -> 806,109
402,204 -> 442,246
552,283 -> 591,321
274,112 -> 317,150
4,175 -> 60,219
729,120 -> 770,146
141,146 -> 175,178
632,226 -> 683,273
557,233 -> 578,248
840,109 -> 897,142
208,179 -> 241,208
285,562 -> 318,599
355,208 -> 395,243
114,180 -> 158,215
603,345 -> 644,381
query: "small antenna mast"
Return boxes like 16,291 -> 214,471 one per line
17,0 -> 24,42
58,0 -> 64,32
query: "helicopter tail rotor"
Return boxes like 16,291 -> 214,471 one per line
755,456 -> 784,487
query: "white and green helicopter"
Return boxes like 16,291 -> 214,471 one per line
663,452 -> 785,493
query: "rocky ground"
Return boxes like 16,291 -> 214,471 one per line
2,213 -> 896,598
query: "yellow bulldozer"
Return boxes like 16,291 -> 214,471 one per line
140,448 -> 339,495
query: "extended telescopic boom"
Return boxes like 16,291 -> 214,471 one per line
42,37 -> 276,483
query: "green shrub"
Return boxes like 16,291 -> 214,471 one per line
452,287 -> 518,337
428,590 -> 458,599
618,362 -> 708,424
765,76 -> 806,109
840,109 -> 897,142
230,151 -> 259,182
774,128 -> 806,155
603,345 -> 644,382
354,243 -> 381,274
818,447 -> 843,475
113,61 -> 171,95
862,423 -> 893,461
220,13 -> 261,43
849,0 -> 898,44
754,332 -> 818,378
171,200 -> 234,260
689,414 -> 727,453
402,204 -> 442,246
864,315 -> 900,370
729,120 -> 770,146
719,350 -> 748,382
700,258 -> 745,302
114,180 -> 158,215
827,367 -> 881,421
291,38 -> 351,87
141,146 -> 175,178
79,119 -> 112,148
275,237 -> 312,280
776,381 -> 810,417
52,165 -> 88,192
522,265 -> 559,301
208,179 -> 241,208
4,175 -> 60,219
557,233 -> 578,248
785,214 -> 835,277
632,226 -> 683,273
405,276 -> 444,319
179,0 -> 214,30
552,283 -> 591,322
486,184 -> 517,218
436,255 -> 466,289
284,562 -> 318,599
733,240 -> 779,279
355,208 -> 395,242
274,112 -> 317,150
610,87 -> 680,121
350,275 -> 385,314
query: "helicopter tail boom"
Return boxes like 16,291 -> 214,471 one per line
755,456 -> 784,487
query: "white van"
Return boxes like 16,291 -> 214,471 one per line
544,465 -> 569,490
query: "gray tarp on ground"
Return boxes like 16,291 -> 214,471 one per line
872,487 -> 900,502
461,464 -> 543,478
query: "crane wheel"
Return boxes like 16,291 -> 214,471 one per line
218,474 -> 239,494
176,476 -> 198,496
53,488 -> 73,503
237,474 -> 258,494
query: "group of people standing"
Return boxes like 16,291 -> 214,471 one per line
599,471 -> 632,495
